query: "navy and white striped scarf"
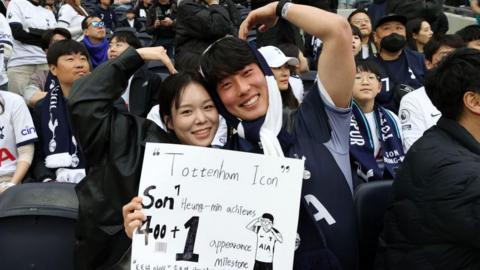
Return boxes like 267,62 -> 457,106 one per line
349,101 -> 404,181
38,72 -> 84,170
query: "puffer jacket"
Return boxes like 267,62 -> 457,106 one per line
174,0 -> 236,65
377,117 -> 480,270
68,47 -> 179,270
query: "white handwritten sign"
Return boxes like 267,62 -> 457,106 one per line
131,143 -> 304,270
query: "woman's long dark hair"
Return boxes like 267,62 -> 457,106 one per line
281,85 -> 299,110
406,18 -> 426,51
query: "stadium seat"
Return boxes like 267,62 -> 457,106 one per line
114,26 -> 137,33
148,60 -> 173,74
354,180 -> 394,270
0,182 -> 78,270
137,32 -> 153,47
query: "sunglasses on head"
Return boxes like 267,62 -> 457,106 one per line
90,21 -> 105,27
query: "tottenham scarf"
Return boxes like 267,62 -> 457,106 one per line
350,101 -> 404,181
39,73 -> 85,171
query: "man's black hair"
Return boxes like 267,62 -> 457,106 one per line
262,213 -> 274,223
159,71 -> 209,127
425,48 -> 480,120
199,36 -> 257,89
456,24 -> 480,43
423,34 -> 465,62
81,16 -> 100,30
47,39 -> 90,65
110,31 -> 142,49
347,8 -> 369,24
40,28 -> 72,51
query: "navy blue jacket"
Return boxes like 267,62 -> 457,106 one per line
374,49 -> 426,113
223,86 -> 359,270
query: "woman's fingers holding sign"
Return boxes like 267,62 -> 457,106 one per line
123,196 -> 146,239
239,2 -> 279,40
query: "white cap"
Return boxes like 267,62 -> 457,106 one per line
258,46 -> 299,68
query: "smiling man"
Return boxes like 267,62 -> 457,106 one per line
32,39 -> 90,183
199,1 -> 358,269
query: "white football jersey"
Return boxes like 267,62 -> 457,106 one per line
0,91 -> 37,176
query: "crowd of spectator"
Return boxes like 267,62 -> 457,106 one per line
0,0 -> 480,269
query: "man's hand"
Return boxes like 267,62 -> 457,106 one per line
161,17 -> 173,26
239,1 -> 278,40
154,19 -> 161,28
28,91 -> 47,108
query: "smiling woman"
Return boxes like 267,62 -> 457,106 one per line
68,45 -> 218,269
160,73 -> 219,147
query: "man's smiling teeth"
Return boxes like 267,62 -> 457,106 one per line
242,95 -> 259,106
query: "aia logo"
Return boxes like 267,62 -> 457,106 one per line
21,126 -> 35,136
0,148 -> 15,166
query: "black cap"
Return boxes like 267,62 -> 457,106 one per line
375,13 -> 407,30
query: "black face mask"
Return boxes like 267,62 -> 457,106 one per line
380,33 -> 406,53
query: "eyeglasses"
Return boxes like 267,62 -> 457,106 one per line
90,21 -> 105,28
351,19 -> 370,25
355,73 -> 379,82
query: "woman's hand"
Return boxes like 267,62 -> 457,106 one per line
122,196 -> 146,239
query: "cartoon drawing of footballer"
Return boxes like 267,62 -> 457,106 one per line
246,213 -> 283,270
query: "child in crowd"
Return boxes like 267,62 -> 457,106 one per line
350,60 -> 405,182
